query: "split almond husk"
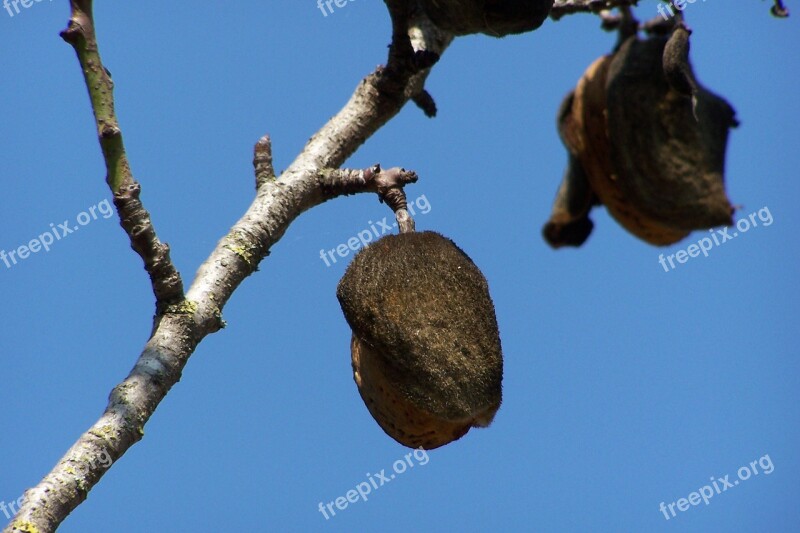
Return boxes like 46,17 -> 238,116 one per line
544,27 -> 738,247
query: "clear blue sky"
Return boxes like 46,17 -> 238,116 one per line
1,2 -> 798,532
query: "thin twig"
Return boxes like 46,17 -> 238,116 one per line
58,0 -> 184,309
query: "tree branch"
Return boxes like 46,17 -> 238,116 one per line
4,4 -> 450,533
550,0 -> 792,21
550,0 -> 638,20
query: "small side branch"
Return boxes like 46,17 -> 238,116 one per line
318,164 -> 418,197
59,0 -> 184,307
254,135 -> 276,189
319,165 -> 418,233
412,90 -> 438,118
